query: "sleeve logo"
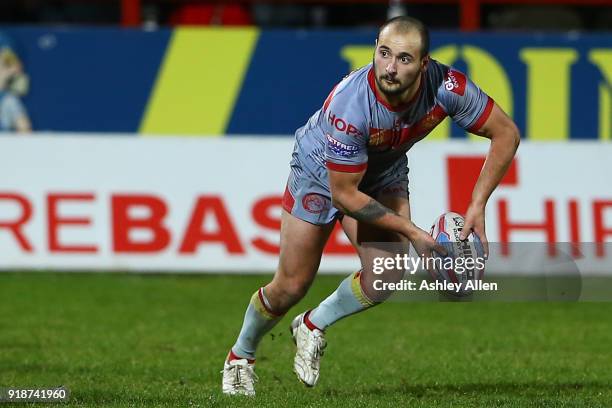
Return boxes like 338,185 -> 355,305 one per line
444,69 -> 466,96
326,133 -> 360,157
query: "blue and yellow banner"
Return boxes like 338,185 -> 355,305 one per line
1,26 -> 610,139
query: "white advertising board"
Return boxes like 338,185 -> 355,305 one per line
0,134 -> 610,274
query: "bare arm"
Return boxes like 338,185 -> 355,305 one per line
460,103 -> 521,250
328,167 -> 445,257
470,103 -> 520,209
329,168 -> 413,235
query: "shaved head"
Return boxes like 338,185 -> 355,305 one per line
377,16 -> 429,59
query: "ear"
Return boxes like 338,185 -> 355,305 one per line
421,55 -> 430,72
373,39 -> 378,60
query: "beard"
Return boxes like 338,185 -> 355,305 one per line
375,73 -> 419,97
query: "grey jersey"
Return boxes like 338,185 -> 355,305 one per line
290,60 -> 494,192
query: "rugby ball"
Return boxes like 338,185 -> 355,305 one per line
429,212 -> 486,296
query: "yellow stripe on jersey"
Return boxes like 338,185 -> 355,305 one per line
140,27 -> 259,136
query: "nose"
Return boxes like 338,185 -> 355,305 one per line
386,60 -> 397,76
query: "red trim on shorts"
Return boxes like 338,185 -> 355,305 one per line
282,184 -> 295,213
468,97 -> 495,132
326,161 -> 367,173
367,68 -> 422,113
228,349 -> 255,364
304,310 -> 322,331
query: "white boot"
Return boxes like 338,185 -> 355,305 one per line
290,312 -> 327,387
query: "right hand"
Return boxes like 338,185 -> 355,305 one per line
405,224 -> 447,277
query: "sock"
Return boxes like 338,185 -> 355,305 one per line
308,271 -> 377,331
229,287 -> 284,361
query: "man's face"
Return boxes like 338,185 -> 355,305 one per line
373,27 -> 427,97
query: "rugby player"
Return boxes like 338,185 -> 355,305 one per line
222,16 -> 520,396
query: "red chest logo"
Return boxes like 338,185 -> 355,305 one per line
368,105 -> 448,150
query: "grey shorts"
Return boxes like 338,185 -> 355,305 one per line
282,160 -> 409,226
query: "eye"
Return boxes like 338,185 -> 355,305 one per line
380,50 -> 389,58
400,56 -> 411,64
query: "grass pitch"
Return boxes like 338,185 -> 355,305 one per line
1,272 -> 611,407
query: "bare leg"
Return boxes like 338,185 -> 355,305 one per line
229,210 -> 334,360
306,195 -> 411,330
264,210 -> 336,313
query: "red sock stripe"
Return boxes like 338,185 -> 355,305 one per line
304,310 -> 322,331
228,349 -> 255,364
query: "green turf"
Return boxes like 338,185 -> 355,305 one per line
1,273 -> 611,407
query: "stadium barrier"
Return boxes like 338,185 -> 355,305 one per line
1,134 -> 610,274
1,27 -> 610,138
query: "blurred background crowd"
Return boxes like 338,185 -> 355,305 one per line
1,1 -> 611,32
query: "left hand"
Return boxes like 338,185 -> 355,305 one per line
459,204 -> 489,258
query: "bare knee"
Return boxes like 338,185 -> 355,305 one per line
361,268 -> 404,303
265,276 -> 312,313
